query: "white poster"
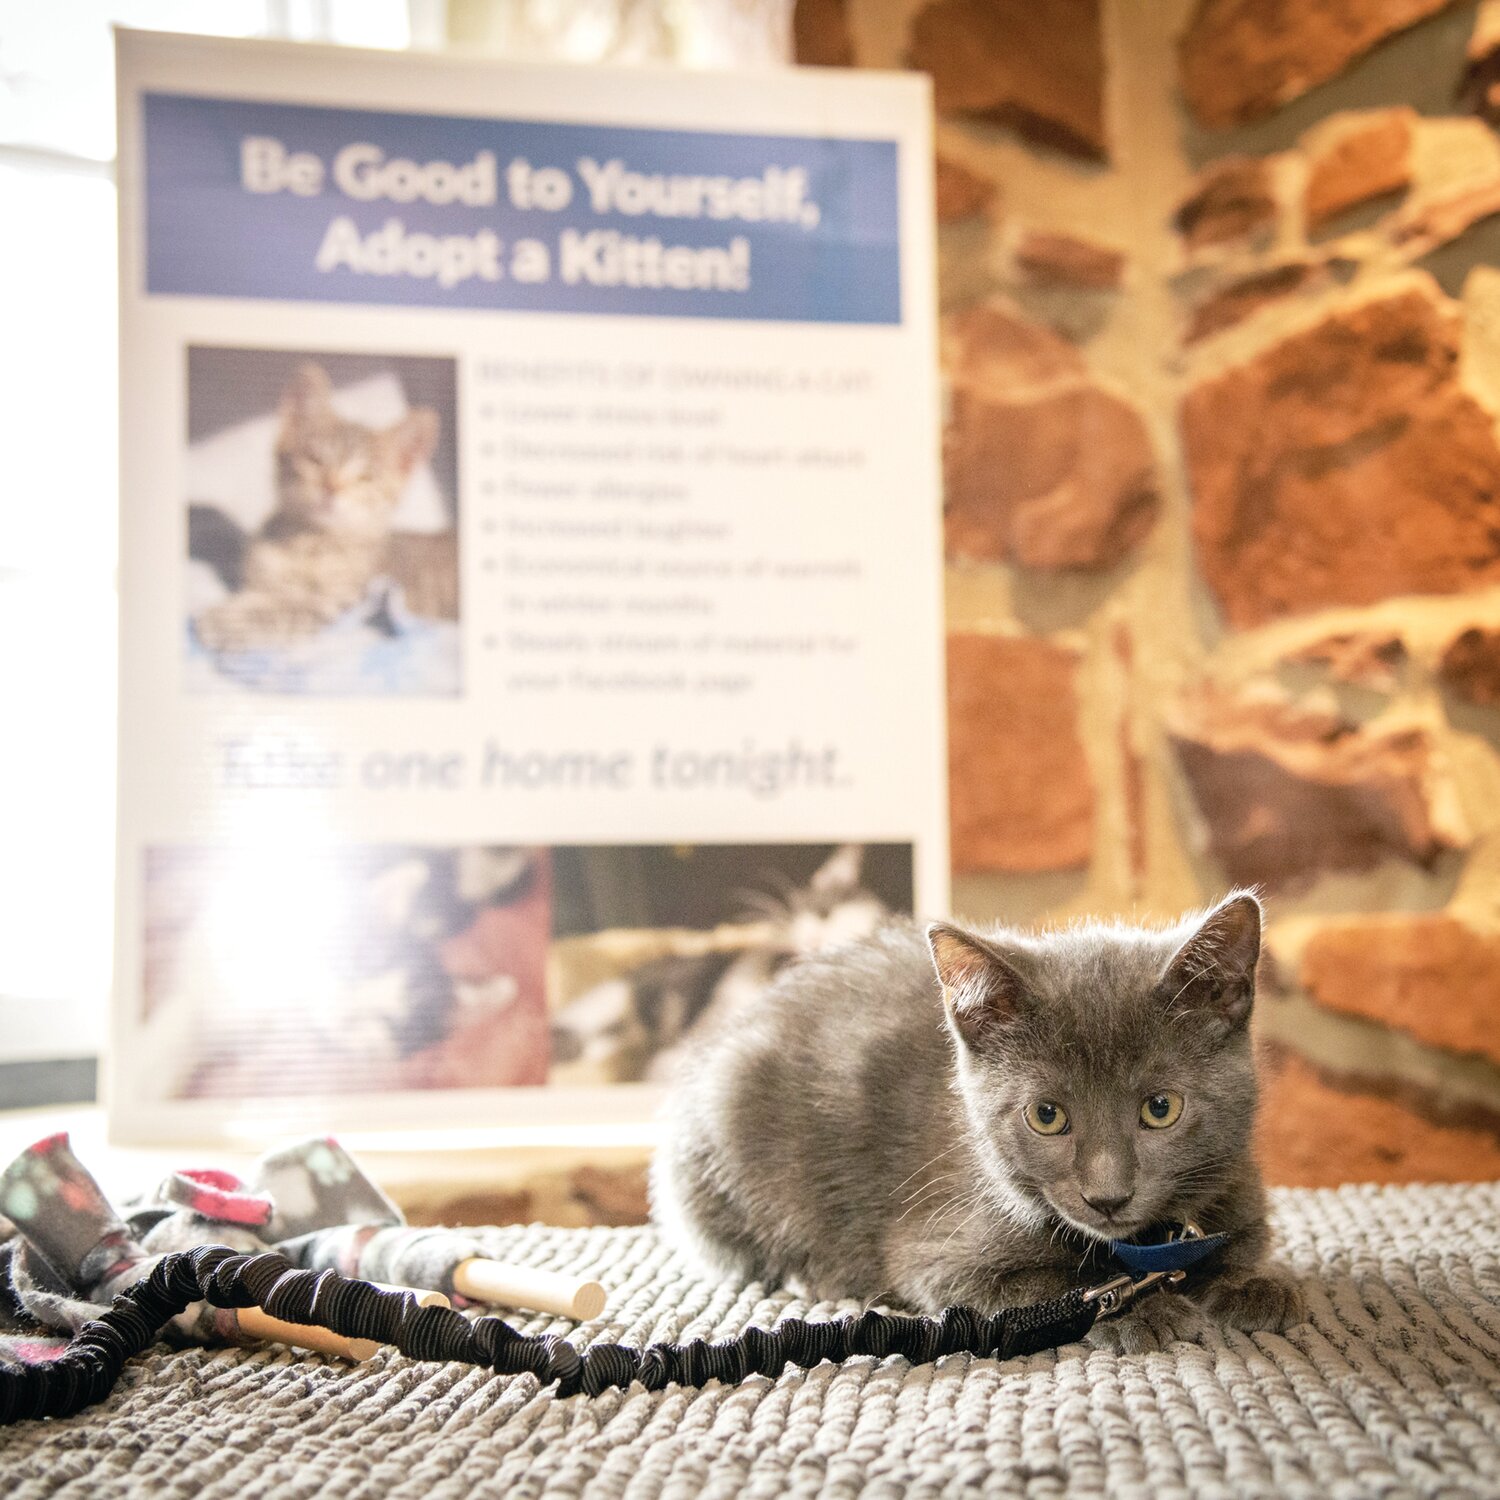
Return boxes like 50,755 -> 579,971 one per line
111,29 -> 946,1144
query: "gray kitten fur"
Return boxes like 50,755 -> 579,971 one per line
651,892 -> 1302,1330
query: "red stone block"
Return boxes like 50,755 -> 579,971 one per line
1300,912 -> 1500,1067
1174,156 -> 1277,251
1168,685 -> 1465,890
1183,284 -> 1500,628
946,385 -> 1157,570
791,0 -> 854,67
909,0 -> 1107,159
944,301 -> 1159,571
1179,0 -> 1454,129
947,632 -> 1094,873
1304,108 -> 1414,230
1015,230 -> 1125,290
1440,625 -> 1500,706
1183,262 -> 1318,344
1257,1047 -> 1500,1187
935,155 -> 998,225
947,300 -> 1086,388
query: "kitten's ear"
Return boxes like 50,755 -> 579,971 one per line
279,362 -> 334,434
386,407 -> 440,473
1160,892 -> 1261,1035
927,921 -> 1030,1050
810,843 -> 862,895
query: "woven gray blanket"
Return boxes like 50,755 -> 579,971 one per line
2,1181 -> 1499,1498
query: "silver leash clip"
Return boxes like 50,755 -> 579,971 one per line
1082,1266 -> 1187,1318
1084,1220 -> 1202,1319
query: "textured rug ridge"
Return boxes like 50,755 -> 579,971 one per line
2,1182 -> 1499,1498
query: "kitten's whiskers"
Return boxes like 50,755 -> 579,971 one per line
889,1142 -> 967,1200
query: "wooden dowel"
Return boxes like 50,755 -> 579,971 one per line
237,1305 -> 379,1361
237,1283 -> 445,1359
452,1258 -> 607,1320
369,1281 -> 451,1308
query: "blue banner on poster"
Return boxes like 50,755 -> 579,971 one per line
143,93 -> 901,325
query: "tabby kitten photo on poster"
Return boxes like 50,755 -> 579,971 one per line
184,345 -> 461,696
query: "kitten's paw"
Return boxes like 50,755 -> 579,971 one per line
1196,1271 -> 1305,1332
1103,1304 -> 1168,1355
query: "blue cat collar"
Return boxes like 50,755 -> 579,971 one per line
1108,1226 -> 1229,1275
1084,1223 -> 1229,1319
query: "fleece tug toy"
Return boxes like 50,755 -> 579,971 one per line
0,1134 -> 1227,1424
0,1134 -> 602,1360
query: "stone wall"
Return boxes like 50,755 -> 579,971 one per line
799,0 -> 1500,1187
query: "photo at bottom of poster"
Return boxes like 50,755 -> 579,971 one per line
131,841 -> 914,1125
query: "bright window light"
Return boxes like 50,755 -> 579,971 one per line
0,0 -> 417,1089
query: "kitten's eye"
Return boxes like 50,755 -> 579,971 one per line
1024,1101 -> 1069,1135
1140,1091 -> 1184,1129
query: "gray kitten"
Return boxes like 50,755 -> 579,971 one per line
652,892 -> 1301,1330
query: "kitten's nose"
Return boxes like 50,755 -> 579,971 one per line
1083,1191 -> 1133,1217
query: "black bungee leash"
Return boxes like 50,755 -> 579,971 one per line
0,1224 -> 1227,1425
